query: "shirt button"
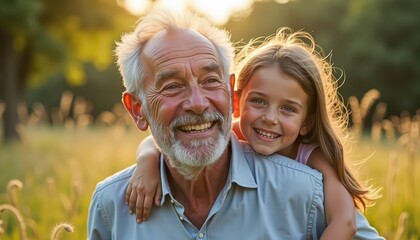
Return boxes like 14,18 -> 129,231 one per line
198,232 -> 204,238
179,216 -> 184,221
170,199 -> 174,204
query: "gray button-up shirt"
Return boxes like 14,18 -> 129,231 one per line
88,134 -> 383,239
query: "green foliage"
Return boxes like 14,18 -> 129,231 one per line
0,0 -> 136,88
0,0 -> 137,143
339,0 -> 420,114
29,0 -> 136,87
0,0 -> 42,33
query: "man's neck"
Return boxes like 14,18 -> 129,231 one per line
166,148 -> 231,229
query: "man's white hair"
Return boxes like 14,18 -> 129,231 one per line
115,7 -> 234,100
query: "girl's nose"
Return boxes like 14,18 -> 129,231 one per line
262,107 -> 279,124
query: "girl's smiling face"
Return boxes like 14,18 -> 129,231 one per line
238,63 -> 312,158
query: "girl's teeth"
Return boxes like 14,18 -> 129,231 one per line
256,129 -> 279,139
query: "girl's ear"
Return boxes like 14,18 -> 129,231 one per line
230,74 -> 240,118
122,92 -> 149,131
300,114 -> 314,136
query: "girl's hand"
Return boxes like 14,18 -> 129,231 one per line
125,135 -> 162,223
125,167 -> 162,223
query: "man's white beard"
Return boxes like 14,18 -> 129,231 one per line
148,111 -> 231,180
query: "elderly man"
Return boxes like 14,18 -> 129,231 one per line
87,8 -> 383,239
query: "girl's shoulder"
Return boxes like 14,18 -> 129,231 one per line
295,143 -> 318,165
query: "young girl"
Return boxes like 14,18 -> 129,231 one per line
125,28 -> 379,239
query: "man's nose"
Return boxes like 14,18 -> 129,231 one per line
183,85 -> 209,114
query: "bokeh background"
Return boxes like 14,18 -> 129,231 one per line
1,0 -> 419,239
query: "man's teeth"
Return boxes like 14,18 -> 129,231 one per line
180,122 -> 212,132
256,129 -> 279,139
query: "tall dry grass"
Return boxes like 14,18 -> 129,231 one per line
1,91 -> 142,239
349,89 -> 419,239
0,179 -> 74,240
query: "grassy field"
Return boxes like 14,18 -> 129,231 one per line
0,125 -> 147,240
0,100 -> 419,239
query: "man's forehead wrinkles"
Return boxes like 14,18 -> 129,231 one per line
156,61 -> 219,81
150,44 -> 216,63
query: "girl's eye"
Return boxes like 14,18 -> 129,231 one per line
250,98 -> 266,105
282,105 -> 296,112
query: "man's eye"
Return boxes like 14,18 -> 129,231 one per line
163,83 -> 181,91
203,77 -> 222,86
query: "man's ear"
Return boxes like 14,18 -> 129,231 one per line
300,114 -> 314,136
230,74 -> 240,118
122,92 -> 149,131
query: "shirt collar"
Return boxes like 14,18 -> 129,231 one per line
228,132 -> 257,188
159,132 -> 257,205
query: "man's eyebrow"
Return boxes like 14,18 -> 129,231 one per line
202,62 -> 220,72
156,70 -> 179,83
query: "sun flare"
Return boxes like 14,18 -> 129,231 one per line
121,0 -> 254,25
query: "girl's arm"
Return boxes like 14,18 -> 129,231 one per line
307,148 -> 356,240
125,135 -> 162,223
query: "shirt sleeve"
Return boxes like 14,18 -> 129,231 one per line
354,211 -> 384,240
308,175 -> 327,239
88,185 -> 111,240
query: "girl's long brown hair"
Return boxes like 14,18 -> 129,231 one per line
234,28 -> 380,210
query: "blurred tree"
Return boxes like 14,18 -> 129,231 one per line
0,0 -> 135,142
36,0 -> 136,86
0,0 -> 42,141
338,0 -> 420,115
